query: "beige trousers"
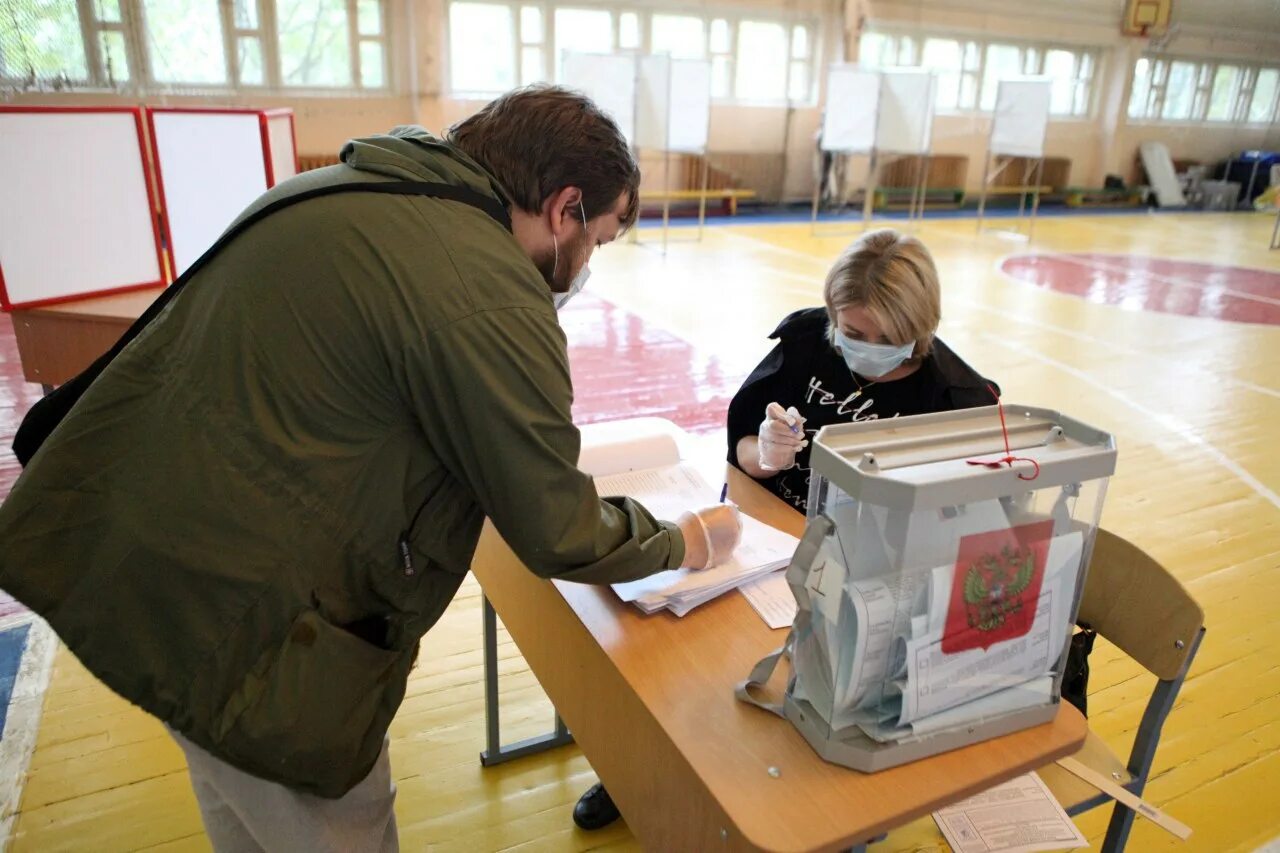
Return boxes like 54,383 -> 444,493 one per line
170,730 -> 399,853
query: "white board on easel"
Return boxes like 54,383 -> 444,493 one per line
668,58 -> 711,153
820,66 -> 881,154
563,52 -> 637,145
636,54 -> 671,151
991,79 -> 1052,158
0,107 -> 165,310
148,107 -> 295,277
876,70 -> 936,155
635,54 -> 711,153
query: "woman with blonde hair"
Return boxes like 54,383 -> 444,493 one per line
727,228 -> 997,513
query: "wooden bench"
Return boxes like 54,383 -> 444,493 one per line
984,185 -> 1053,195
639,188 -> 758,215
874,186 -> 966,210
1064,186 -> 1144,208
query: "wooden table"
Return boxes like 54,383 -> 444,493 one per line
471,466 -> 1087,852
9,289 -> 158,389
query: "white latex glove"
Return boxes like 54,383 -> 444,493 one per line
758,402 -> 807,471
677,505 -> 743,570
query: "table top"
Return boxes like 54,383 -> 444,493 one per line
14,287 -> 161,321
548,465 -> 1087,851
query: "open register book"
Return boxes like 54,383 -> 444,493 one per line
578,419 -> 800,618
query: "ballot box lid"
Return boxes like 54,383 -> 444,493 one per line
809,404 -> 1116,512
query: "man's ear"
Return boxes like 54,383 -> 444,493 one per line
545,186 -> 585,237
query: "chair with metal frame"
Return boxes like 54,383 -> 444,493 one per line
1038,527 -> 1205,852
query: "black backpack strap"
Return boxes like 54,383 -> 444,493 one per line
12,180 -> 511,467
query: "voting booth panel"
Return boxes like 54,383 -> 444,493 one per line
742,405 -> 1116,771
147,107 -> 296,277
991,79 -> 1052,159
666,59 -> 711,154
633,54 -> 713,248
875,70 -> 936,155
264,109 -> 299,185
635,54 -> 711,153
0,106 -> 166,311
562,52 -> 638,145
977,79 -> 1053,236
819,66 -> 881,154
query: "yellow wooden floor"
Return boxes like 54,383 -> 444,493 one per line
7,211 -> 1280,852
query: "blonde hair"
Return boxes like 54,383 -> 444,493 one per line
823,228 -> 941,358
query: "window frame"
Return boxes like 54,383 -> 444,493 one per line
442,0 -> 821,107
0,0 -> 394,95
858,26 -> 1100,119
1127,53 -> 1280,125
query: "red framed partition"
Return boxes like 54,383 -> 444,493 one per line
0,105 -> 167,311
260,108 -> 299,186
144,106 -> 296,277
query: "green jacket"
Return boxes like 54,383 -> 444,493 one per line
0,127 -> 684,797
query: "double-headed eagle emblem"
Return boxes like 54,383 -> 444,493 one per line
962,545 -> 1037,632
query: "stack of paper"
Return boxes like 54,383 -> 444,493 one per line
611,515 -> 799,616
740,571 -> 798,629
594,462 -> 800,617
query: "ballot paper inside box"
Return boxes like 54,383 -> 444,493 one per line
772,405 -> 1114,772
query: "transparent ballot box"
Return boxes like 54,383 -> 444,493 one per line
775,405 -> 1114,771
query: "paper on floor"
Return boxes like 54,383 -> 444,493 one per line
933,771 -> 1087,853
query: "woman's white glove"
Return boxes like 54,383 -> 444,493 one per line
758,402 -> 807,471
677,505 -> 743,569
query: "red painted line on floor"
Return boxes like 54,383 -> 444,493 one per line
1000,253 -> 1280,325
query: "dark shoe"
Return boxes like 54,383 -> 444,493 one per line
573,782 -> 620,830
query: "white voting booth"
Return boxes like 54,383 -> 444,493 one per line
0,106 -> 166,311
637,54 -> 713,251
739,405 -> 1116,771
562,53 -> 711,252
562,52 -> 637,147
813,67 -> 936,233
977,79 -> 1052,239
148,107 -> 297,277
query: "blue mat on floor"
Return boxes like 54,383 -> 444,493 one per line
0,622 -> 32,736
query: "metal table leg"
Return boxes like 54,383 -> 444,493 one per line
479,595 -> 574,766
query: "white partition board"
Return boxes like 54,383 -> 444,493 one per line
636,55 -> 711,153
266,112 -> 298,185
820,66 -> 881,153
0,109 -> 163,310
636,54 -> 671,150
563,53 -> 637,144
150,110 -> 268,276
876,70 -> 936,155
668,59 -> 711,153
991,79 -> 1052,158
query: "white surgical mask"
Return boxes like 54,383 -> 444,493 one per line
553,264 -> 591,311
835,329 -> 915,378
551,201 -> 591,311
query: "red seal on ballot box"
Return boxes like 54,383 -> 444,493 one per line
942,520 -> 1054,653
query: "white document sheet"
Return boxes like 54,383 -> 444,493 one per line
934,771 -> 1088,853
739,570 -> 797,629
595,462 -> 714,522
899,531 -> 1083,725
901,592 -> 1055,724
614,514 -> 798,613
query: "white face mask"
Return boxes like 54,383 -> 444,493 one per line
835,329 -> 915,378
551,201 -> 591,311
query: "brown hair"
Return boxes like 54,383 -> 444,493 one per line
446,85 -> 640,230
823,229 -> 942,357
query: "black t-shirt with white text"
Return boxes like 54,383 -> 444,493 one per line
726,308 -> 998,513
